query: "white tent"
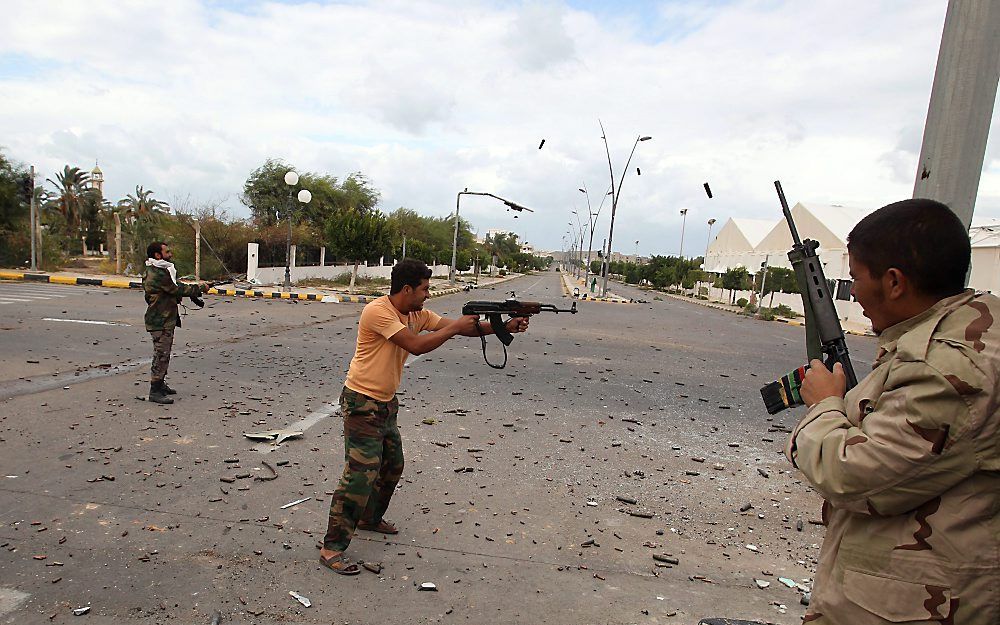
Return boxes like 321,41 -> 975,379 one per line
753,203 -> 873,280
704,218 -> 772,273
970,218 -> 1000,293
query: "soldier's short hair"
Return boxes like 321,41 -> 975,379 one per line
847,199 -> 970,298
390,258 -> 432,294
147,242 -> 167,259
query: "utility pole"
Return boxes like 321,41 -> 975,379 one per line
194,219 -> 201,281
29,165 -> 37,270
912,0 -> 1000,228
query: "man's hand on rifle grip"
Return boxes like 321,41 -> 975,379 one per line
800,359 -> 847,407
506,317 -> 530,334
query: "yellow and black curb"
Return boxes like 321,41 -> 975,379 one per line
0,271 -> 488,305
0,270 -> 140,289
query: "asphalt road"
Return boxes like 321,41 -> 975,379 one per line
0,271 -> 877,625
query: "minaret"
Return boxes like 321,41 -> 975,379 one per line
90,162 -> 103,197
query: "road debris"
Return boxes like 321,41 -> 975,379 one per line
419,582 -> 438,591
280,497 -> 311,509
254,461 -> 278,481
289,590 -> 311,607
243,429 -> 303,445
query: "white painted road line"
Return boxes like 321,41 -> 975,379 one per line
0,297 -> 33,303
254,353 -> 429,453
43,318 -> 131,326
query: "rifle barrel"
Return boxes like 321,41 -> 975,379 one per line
774,180 -> 803,246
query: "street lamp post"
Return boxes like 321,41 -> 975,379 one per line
451,190 -> 533,284
282,170 -> 312,290
678,208 -> 689,259
569,213 -> 586,278
578,184 -> 612,294
599,120 -> 651,297
704,218 -> 717,270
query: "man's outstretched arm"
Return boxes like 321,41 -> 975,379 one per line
434,315 -> 529,337
388,315 -> 479,355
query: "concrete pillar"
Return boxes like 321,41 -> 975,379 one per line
194,219 -> 201,281
290,245 -> 297,269
114,213 -> 122,274
247,242 -> 259,283
319,246 -> 326,267
913,0 -> 1000,228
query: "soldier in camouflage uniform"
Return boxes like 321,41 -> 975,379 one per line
318,259 -> 529,575
788,200 -> 998,625
143,242 -> 203,405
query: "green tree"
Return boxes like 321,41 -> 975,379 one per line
721,266 -> 752,304
118,185 -> 169,219
0,150 -> 31,266
45,165 -> 90,231
325,209 -> 393,293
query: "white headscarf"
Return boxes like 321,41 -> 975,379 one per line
145,258 -> 177,285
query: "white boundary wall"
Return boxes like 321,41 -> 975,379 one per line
247,241 -> 454,285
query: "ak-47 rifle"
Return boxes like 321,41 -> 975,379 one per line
759,181 -> 858,414
462,298 -> 577,369
189,281 -> 227,309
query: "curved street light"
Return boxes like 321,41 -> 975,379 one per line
578,184 -> 613,290
451,190 -> 534,284
678,208 -> 689,259
599,120 -> 651,297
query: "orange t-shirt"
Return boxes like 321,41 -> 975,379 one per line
344,296 -> 442,401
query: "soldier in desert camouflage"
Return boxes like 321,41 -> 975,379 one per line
788,199 -> 998,625
319,259 -> 530,575
142,242 -> 205,405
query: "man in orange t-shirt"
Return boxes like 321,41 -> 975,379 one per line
320,259 -> 530,574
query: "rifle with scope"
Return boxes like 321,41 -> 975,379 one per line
759,181 -> 858,414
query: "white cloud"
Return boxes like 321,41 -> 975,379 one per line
1,0 -> 997,256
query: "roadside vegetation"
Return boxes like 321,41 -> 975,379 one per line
0,150 -> 550,280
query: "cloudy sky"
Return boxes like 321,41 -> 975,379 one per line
1,0 -> 997,256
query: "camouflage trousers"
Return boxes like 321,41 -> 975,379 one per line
149,328 -> 174,383
323,386 -> 404,551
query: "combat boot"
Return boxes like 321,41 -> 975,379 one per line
161,381 -> 178,395
149,381 -> 174,405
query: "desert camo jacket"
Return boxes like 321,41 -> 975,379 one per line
142,266 -> 202,332
786,289 -> 999,625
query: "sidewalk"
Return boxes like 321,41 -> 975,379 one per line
662,291 -> 875,337
559,272 -> 636,303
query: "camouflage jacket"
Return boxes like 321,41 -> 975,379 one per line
143,265 -> 202,332
786,290 -> 999,625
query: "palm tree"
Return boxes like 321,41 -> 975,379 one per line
45,166 -> 90,230
117,185 -> 169,220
